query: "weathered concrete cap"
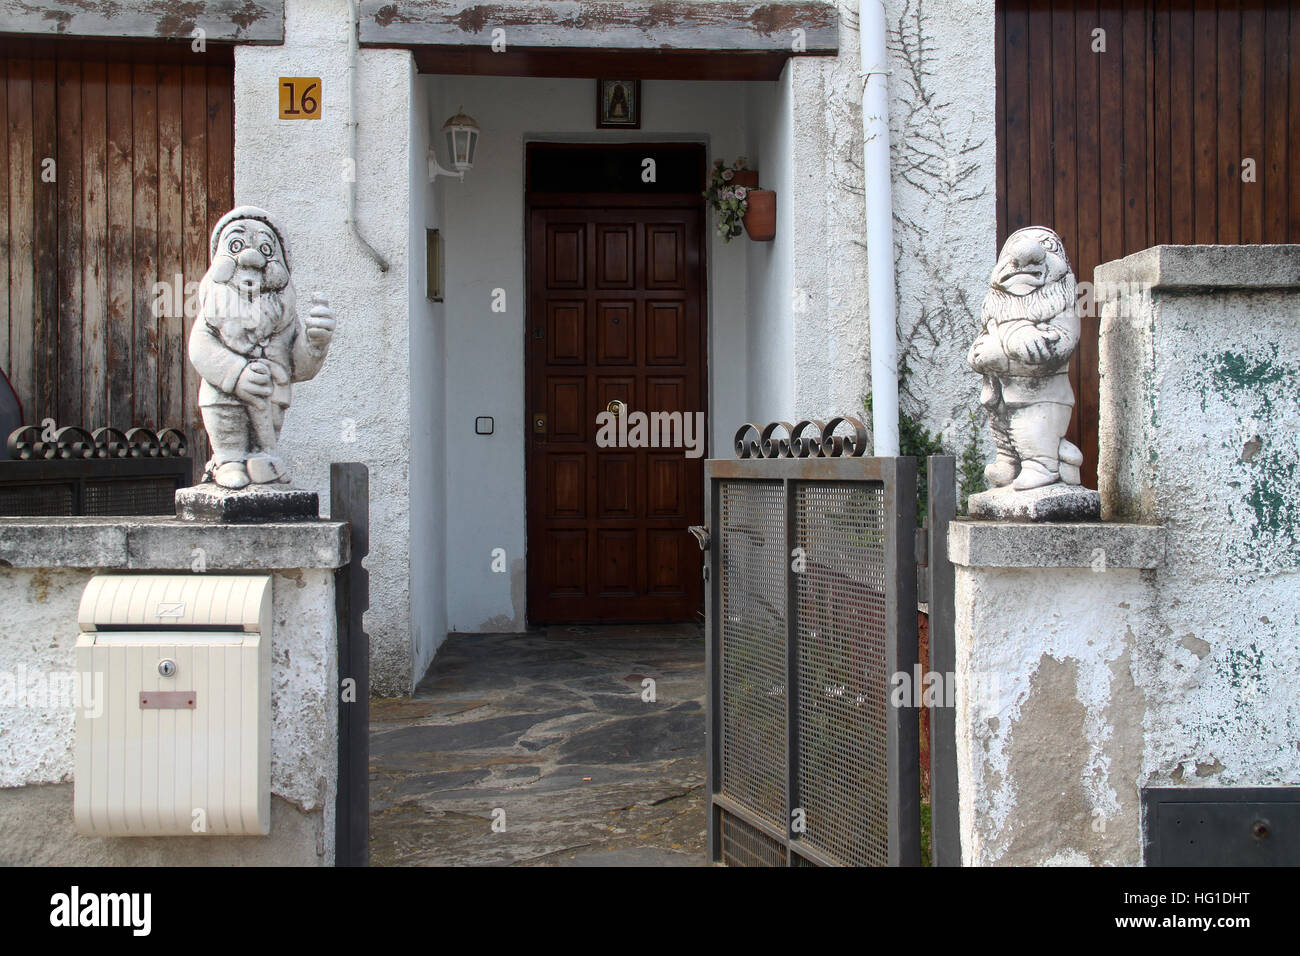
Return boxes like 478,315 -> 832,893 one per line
948,519 -> 1166,569
176,482 -> 319,523
1094,244 -> 1300,294
967,484 -> 1101,522
0,517 -> 349,569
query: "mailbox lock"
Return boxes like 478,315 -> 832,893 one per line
158,659 -> 177,678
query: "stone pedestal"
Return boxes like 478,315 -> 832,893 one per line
947,520 -> 1166,866
176,482 -> 319,523
967,483 -> 1100,522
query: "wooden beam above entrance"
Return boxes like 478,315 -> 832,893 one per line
360,1 -> 839,57
411,47 -> 794,80
0,0 -> 284,44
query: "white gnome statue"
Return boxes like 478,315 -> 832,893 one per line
968,226 -> 1085,490
189,206 -> 336,489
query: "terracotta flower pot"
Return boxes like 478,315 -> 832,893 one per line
742,189 -> 776,241
731,169 -> 760,188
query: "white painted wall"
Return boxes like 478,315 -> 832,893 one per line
953,559 -> 1160,866
424,74 -> 779,633
234,0 -> 418,693
767,1 -> 998,450
1097,248 -> 1300,794
885,0 -> 999,452
744,67 -> 796,423
0,563 -> 338,864
408,75 -> 449,683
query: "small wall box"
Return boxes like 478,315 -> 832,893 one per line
74,575 -> 273,836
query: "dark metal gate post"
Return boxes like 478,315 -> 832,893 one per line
704,476 -> 722,864
886,457 -> 920,867
331,463 -> 370,867
925,455 -> 960,866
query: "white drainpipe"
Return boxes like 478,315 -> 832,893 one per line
860,0 -> 898,456
347,0 -> 390,272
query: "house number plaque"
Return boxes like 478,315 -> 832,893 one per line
279,77 -> 322,119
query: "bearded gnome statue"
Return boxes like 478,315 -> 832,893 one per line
968,226 -> 1086,496
189,206 -> 335,490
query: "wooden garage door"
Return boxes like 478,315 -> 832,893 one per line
1,41 -> 234,471
997,0 -> 1300,487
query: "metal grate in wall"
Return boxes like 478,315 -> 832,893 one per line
719,808 -> 786,868
83,479 -> 178,517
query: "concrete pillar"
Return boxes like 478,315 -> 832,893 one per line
947,520 -> 1165,865
234,0 -> 417,694
1096,244 -> 1300,791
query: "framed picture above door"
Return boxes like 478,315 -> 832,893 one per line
596,79 -> 640,129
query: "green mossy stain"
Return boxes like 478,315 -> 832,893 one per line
1224,642 -> 1263,687
1245,447 -> 1299,547
1202,346 -> 1293,418
1197,347 -> 1300,570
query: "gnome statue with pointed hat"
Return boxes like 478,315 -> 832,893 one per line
188,206 -> 336,490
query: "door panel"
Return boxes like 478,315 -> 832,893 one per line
527,202 -> 706,623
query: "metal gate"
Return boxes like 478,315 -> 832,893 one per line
700,418 -> 932,867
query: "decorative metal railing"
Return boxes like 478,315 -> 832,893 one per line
1,426 -> 191,517
6,426 -> 187,461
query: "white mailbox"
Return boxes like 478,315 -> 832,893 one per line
74,574 -> 272,836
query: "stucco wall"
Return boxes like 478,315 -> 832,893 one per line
952,556 -> 1162,866
233,0 -> 417,694
784,0 -> 997,444
0,525 -> 340,864
1098,245 -> 1300,792
886,0 -> 998,450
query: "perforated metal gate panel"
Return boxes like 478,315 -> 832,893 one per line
795,482 -> 889,866
706,453 -> 919,868
718,479 -> 787,827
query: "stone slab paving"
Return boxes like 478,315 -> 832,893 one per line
369,624 -> 708,866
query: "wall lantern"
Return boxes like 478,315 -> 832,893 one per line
428,107 -> 480,182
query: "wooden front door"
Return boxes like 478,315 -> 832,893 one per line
526,198 -> 706,623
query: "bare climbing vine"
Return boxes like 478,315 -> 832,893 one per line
887,0 -> 989,422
